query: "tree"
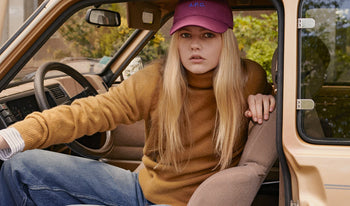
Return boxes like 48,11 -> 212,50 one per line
59,5 -> 278,81
58,3 -> 167,64
233,12 -> 278,82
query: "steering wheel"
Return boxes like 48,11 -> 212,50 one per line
34,62 -> 113,160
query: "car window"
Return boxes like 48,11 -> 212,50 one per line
11,3 -> 167,85
12,4 -> 124,83
298,0 -> 350,141
10,2 -> 277,87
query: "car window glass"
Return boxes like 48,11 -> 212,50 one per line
12,2 -> 172,85
12,3 -> 131,84
298,0 -> 350,140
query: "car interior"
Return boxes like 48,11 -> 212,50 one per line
0,0 -> 281,205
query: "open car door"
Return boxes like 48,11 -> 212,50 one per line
282,0 -> 350,205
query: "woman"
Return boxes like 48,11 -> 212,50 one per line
0,0 -> 275,205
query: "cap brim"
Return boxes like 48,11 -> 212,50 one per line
170,16 -> 229,35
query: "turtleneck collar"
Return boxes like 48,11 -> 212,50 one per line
185,69 -> 215,89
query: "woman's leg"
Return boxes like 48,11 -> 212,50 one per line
0,149 -> 149,206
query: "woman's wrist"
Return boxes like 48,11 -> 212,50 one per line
0,136 -> 9,150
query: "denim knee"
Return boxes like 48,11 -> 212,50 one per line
2,149 -> 39,171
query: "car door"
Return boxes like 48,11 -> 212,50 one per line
282,0 -> 350,205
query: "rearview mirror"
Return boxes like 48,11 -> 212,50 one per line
85,9 -> 121,27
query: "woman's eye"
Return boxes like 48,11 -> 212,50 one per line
180,33 -> 191,38
203,33 -> 215,38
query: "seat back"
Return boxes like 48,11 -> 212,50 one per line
188,110 -> 277,206
101,120 -> 145,171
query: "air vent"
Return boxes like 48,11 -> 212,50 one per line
47,84 -> 66,99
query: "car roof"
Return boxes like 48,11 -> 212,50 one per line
139,0 -> 275,13
124,0 -> 275,31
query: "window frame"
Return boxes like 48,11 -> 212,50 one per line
297,0 -> 350,145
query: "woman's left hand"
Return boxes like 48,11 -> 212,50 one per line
245,94 -> 275,124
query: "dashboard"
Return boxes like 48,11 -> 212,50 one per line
0,74 -> 107,129
0,84 -> 68,129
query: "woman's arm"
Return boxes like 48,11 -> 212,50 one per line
242,59 -> 275,124
10,63 -> 161,151
245,94 -> 275,124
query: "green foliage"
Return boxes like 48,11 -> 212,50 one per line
59,4 -> 278,80
58,4 -> 167,64
233,13 -> 278,82
141,33 -> 168,63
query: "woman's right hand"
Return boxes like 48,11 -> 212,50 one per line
0,136 -> 9,150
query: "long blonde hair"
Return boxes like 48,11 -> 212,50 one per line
157,29 -> 247,171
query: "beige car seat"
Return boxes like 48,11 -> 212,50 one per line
188,110 -> 277,206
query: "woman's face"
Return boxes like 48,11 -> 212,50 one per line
177,26 -> 222,74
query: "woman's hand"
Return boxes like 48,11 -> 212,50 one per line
245,94 -> 275,124
0,136 -> 9,150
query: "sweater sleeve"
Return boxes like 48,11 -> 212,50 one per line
243,59 -> 273,97
10,62 -> 162,151
0,127 -> 24,160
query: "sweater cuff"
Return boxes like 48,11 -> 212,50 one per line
0,127 -> 24,160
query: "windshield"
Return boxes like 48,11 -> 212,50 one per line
11,3 -> 140,84
11,2 -> 168,85
15,5 -> 125,83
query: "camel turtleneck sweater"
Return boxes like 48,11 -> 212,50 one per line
11,59 -> 271,205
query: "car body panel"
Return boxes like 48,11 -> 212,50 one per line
282,0 -> 350,205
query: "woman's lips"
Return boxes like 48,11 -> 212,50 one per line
190,55 -> 204,63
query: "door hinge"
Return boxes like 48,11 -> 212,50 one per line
298,18 -> 315,29
297,99 -> 315,110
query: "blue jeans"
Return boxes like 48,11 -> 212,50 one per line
0,149 -> 156,206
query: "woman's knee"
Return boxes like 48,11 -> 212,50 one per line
2,149 -> 61,175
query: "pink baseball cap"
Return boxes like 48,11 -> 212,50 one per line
170,0 -> 233,35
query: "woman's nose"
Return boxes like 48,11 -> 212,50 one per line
190,38 -> 201,50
